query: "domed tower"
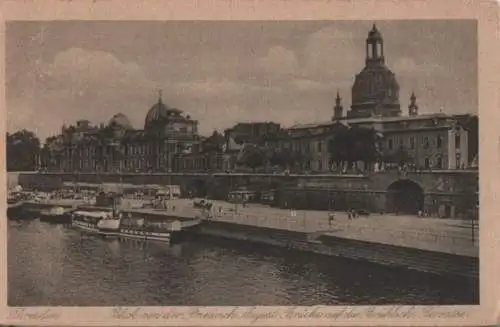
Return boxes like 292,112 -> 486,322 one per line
108,113 -> 133,138
144,90 -> 169,130
109,113 -> 133,130
349,24 -> 401,119
144,90 -> 199,137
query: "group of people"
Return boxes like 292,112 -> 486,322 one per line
327,209 -> 366,228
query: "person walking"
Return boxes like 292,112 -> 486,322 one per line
328,212 -> 335,229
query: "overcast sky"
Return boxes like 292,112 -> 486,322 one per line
6,20 -> 477,141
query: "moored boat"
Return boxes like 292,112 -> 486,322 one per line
72,210 -> 114,235
7,201 -> 24,219
71,210 -> 183,244
115,214 -> 181,243
7,190 -> 29,219
40,206 -> 74,224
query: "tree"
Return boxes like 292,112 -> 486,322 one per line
6,130 -> 41,171
202,131 -> 225,154
328,126 -> 382,172
385,145 -> 411,167
292,150 -> 311,172
237,145 -> 266,172
352,127 -> 383,171
328,130 -> 350,171
269,148 -> 294,170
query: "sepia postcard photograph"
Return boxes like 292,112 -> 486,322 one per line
1,0 -> 499,326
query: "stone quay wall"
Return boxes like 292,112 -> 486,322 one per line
10,170 -> 478,218
188,220 -> 478,279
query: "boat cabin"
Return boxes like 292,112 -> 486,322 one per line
228,190 -> 258,204
95,191 -> 122,208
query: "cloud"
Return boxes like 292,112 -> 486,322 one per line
173,78 -> 260,97
393,57 -> 418,73
7,22 -> 477,141
174,79 -> 238,96
8,48 -> 158,139
257,46 -> 299,76
290,78 -> 333,91
42,48 -> 154,91
393,57 -> 446,77
301,26 -> 364,81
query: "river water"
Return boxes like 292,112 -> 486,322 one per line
8,219 -> 478,306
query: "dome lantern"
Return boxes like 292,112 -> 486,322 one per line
366,23 -> 384,66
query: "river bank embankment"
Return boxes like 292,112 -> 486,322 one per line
11,196 -> 478,279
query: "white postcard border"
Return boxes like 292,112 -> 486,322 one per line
0,0 -> 498,326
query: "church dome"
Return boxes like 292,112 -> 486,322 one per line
348,25 -> 401,118
144,93 -> 186,129
145,95 -> 170,129
352,65 -> 400,107
109,113 -> 133,129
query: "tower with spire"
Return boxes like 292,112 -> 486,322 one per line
408,92 -> 419,116
332,91 -> 344,120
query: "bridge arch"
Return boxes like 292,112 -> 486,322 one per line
386,179 -> 424,214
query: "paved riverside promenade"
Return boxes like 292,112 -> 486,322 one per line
35,197 -> 477,258
125,198 -> 478,258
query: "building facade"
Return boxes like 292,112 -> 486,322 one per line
42,94 -> 201,173
265,24 -> 477,173
43,25 -> 477,177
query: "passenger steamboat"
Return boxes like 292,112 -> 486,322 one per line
71,210 -> 180,243
71,190 -> 184,243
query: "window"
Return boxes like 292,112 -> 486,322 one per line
388,139 -> 393,150
436,156 -> 442,169
437,135 -> 443,148
424,157 -> 430,169
318,160 -> 322,171
318,141 -> 323,153
409,137 -> 415,149
455,134 -> 461,149
423,137 -> 429,149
